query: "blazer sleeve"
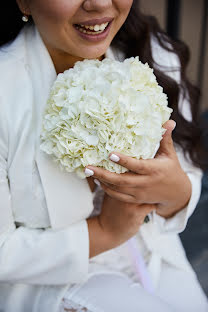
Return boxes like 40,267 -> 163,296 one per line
150,36 -> 203,234
0,104 -> 90,285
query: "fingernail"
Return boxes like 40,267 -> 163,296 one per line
85,168 -> 94,177
94,179 -> 101,186
109,153 -> 120,162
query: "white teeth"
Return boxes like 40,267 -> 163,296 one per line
78,22 -> 109,32
75,25 -> 106,35
94,25 -> 100,31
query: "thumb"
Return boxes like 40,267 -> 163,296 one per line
157,119 -> 176,156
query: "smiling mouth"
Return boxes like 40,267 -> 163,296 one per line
73,21 -> 111,35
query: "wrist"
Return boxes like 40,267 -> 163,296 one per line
87,217 -> 116,258
157,174 -> 192,219
96,215 -> 120,250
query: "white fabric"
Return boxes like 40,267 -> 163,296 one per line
59,267 -> 208,312
59,299 -> 93,312
87,186 -> 150,284
0,23 -> 207,312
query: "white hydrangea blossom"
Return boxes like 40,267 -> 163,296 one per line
40,57 -> 172,178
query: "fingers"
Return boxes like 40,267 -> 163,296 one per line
108,152 -> 154,175
100,180 -> 136,196
101,183 -> 136,203
85,166 -> 147,186
156,119 -> 176,157
85,120 -> 176,184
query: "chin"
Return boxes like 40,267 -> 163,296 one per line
82,50 -> 108,61
77,45 -> 109,60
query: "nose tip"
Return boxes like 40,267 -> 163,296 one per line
83,0 -> 113,11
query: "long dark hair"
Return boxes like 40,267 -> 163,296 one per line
1,0 -> 207,169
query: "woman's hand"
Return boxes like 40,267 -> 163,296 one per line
87,194 -> 156,257
85,120 -> 192,219
98,194 -> 156,249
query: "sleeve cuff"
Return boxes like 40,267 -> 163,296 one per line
0,219 -> 90,285
64,219 -> 90,284
151,172 -> 202,234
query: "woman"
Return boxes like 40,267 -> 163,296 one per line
0,0 -> 207,311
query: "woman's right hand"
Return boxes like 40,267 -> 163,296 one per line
87,193 -> 156,258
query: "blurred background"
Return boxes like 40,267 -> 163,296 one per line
140,0 -> 208,296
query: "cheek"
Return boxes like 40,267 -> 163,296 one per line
30,0 -> 80,23
114,0 -> 133,27
116,0 -> 133,14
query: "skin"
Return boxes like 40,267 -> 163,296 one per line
16,0 -> 192,219
16,0 -> 133,73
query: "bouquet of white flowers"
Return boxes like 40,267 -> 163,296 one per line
40,56 -> 172,178
40,56 -> 173,293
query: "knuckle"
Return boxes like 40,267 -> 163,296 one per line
149,164 -> 159,176
140,160 -> 146,171
153,167 -> 164,182
132,189 -> 141,202
135,162 -> 145,173
122,158 -> 129,167
99,171 -> 106,180
114,175 -> 126,186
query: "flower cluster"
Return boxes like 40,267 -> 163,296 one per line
40,56 -> 172,178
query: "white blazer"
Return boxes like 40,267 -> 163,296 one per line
0,24 -> 202,312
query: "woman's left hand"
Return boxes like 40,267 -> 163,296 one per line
85,120 -> 192,219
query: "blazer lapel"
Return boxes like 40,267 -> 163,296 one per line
36,149 -> 94,229
24,24 -> 94,229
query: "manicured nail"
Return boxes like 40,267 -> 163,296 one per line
85,168 -> 94,177
109,154 -> 120,162
94,179 -> 101,186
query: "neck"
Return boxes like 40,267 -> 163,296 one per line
45,44 -> 105,74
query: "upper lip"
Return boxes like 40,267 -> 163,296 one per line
74,17 -> 114,26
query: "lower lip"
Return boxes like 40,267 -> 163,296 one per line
73,21 -> 112,42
